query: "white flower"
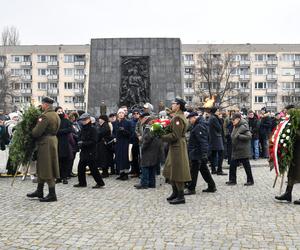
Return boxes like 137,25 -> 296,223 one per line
280,139 -> 284,143
282,134 -> 286,138
287,129 -> 290,133
286,136 -> 290,140
288,123 -> 291,125
283,143 -> 287,147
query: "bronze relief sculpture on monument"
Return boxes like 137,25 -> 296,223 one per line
120,56 -> 150,108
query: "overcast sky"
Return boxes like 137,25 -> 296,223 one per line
1,0 -> 299,45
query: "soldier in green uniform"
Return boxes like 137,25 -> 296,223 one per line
27,97 -> 60,202
161,98 -> 191,205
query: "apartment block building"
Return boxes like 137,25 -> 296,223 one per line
182,44 -> 300,112
1,43 -> 300,113
0,45 -> 89,112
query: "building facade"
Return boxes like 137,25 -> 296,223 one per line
1,43 -> 300,113
0,45 -> 89,112
182,44 -> 300,112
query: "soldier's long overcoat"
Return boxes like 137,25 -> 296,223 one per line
32,108 -> 60,180
162,111 -> 191,182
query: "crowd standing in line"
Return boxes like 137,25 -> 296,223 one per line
0,98 -> 299,205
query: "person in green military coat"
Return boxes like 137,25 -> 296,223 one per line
27,97 -> 60,202
161,98 -> 191,205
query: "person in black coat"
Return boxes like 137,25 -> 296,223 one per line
96,115 -> 113,178
247,111 -> 260,160
259,108 -> 272,158
113,108 -> 132,181
55,107 -> 73,184
208,107 -> 227,175
73,113 -> 105,188
185,112 -> 216,195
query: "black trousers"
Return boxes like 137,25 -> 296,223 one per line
59,157 -> 69,180
130,144 -> 140,175
188,160 -> 216,191
229,158 -> 254,183
211,150 -> 224,172
78,158 -> 104,186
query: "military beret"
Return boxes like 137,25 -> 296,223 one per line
173,97 -> 186,107
42,96 -> 54,104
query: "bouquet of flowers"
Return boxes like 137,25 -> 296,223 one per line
269,109 -> 300,176
150,119 -> 171,137
9,105 -> 41,169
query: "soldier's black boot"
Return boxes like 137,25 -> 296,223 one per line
169,190 -> 185,205
166,185 -> 178,201
40,187 -> 57,202
275,185 -> 293,202
27,183 -> 44,198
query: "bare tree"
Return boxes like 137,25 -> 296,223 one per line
0,26 -> 20,112
195,45 -> 250,109
1,26 -> 20,46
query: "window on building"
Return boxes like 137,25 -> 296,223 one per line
75,69 -> 85,75
185,96 -> 192,102
184,67 -> 193,74
64,68 -> 74,76
74,55 -> 85,62
48,83 -> 58,89
13,96 -> 20,103
255,54 -> 266,61
267,96 -> 276,102
267,54 -> 277,60
295,82 -> 300,89
38,55 -> 47,62
240,54 -> 249,61
295,54 -> 300,61
230,82 -> 239,89
64,82 -> 73,89
240,68 -> 249,75
282,68 -> 295,75
21,82 -> 31,89
64,55 -> 74,63
38,69 -> 47,76
282,82 -> 294,89
11,69 -> 23,76
255,82 -> 267,89
255,68 -> 266,75
75,82 -> 84,89
267,68 -> 276,74
11,55 -> 22,62
200,82 -> 208,89
64,96 -> 74,103
13,83 -> 20,90
255,96 -> 264,103
49,69 -> 58,75
281,54 -> 294,61
240,82 -> 248,88
231,68 -> 239,75
184,54 -> 193,61
38,82 -> 47,90
185,82 -> 192,88
268,82 -> 276,89
23,55 -> 31,62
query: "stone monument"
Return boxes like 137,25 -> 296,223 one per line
88,38 -> 182,115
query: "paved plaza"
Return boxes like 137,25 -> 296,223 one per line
0,163 -> 300,250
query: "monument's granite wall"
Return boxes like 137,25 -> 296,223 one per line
88,38 -> 182,115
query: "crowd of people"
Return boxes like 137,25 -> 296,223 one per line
0,98 -> 299,204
